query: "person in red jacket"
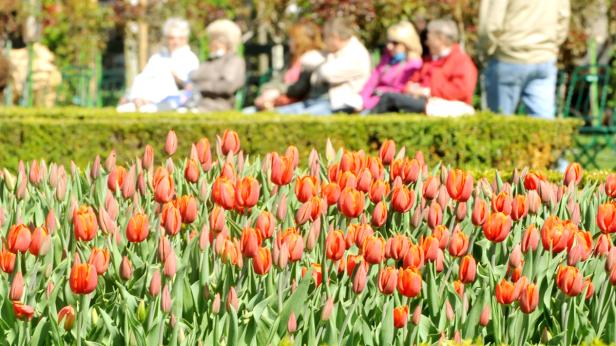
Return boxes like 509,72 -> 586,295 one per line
371,19 -> 478,114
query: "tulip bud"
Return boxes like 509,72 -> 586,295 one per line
165,130 -> 177,156
479,305 -> 491,326
163,252 -> 177,278
277,194 -> 287,221
137,300 -> 147,322
445,300 -> 454,321
120,256 -> 132,280
456,202 -> 467,222
212,293 -> 221,314
149,270 -> 161,296
58,306 -> 76,330
321,297 -> 334,321
227,287 -> 239,311
352,261 -> 368,294
10,271 -> 24,301
287,312 -> 297,333
161,284 -> 172,313
91,155 -> 101,180
509,244 -> 523,268
412,305 -> 422,325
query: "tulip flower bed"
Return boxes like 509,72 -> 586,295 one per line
1,129 -> 616,345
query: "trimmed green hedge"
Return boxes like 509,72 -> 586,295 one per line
0,107 -> 580,169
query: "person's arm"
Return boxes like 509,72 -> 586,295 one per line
196,57 -> 246,96
556,0 -> 571,46
359,58 -> 387,101
478,0 -> 509,55
317,47 -> 370,85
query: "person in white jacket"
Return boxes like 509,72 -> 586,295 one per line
277,18 -> 371,115
118,17 -> 199,112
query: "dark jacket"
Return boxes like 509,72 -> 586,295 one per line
190,53 -> 245,112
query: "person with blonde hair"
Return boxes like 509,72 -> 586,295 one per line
189,19 -> 246,113
118,17 -> 199,112
359,21 -> 423,112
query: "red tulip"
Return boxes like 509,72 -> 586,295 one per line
519,282 -> 539,313
295,176 -> 319,203
236,177 -> 260,210
390,185 -> 414,213
221,129 -> 240,155
255,211 -> 275,239
326,230 -> 346,261
12,302 -> 34,320
495,279 -> 518,305
393,305 -> 409,329
448,231 -> 469,257
521,225 -> 539,253
524,172 -> 544,191
73,206 -> 99,242
362,235 -> 385,264
212,176 -> 236,210
270,152 -> 294,186
378,266 -> 398,295
605,174 -> 616,198
597,203 -> 616,234
161,203 -> 182,236
29,226 -> 50,256
7,224 -> 31,253
338,187 -> 365,218
153,167 -> 175,203
446,169 -> 473,202
69,263 -> 98,294
371,201 -> 388,227
397,268 -> 422,298
511,195 -> 528,221
240,227 -> 262,258
352,259 -> 368,293
107,165 -> 127,192
379,140 -> 396,165
541,216 -> 574,253
253,247 -> 271,275
58,306 -> 76,330
459,255 -> 476,283
0,247 -> 16,273
482,212 -> 512,243
468,200 -> 486,228
583,278 -> 594,300
88,248 -> 110,275
563,162 -> 583,186
556,265 -> 584,297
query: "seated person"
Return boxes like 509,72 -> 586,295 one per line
371,19 -> 478,116
118,18 -> 199,112
249,21 -> 325,112
276,18 -> 371,116
359,21 -> 423,113
189,19 -> 245,113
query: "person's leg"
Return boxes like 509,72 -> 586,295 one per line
275,101 -> 308,115
485,59 -> 524,115
303,99 -> 333,116
371,93 -> 426,114
520,61 -> 557,119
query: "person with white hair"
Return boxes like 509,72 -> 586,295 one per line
118,17 -> 199,112
188,19 -> 245,113
372,19 -> 478,115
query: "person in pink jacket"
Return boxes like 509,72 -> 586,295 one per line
359,21 -> 423,112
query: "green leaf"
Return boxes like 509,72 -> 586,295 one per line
30,316 -> 49,346
275,268 -> 311,336
228,307 -> 239,346
378,299 -> 393,345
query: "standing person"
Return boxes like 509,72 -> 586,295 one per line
117,17 -> 199,112
276,17 -> 371,116
479,0 -> 571,118
371,19 -> 477,115
359,21 -> 423,113
189,19 -> 245,113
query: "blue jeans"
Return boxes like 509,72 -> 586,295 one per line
276,98 -> 333,116
485,59 -> 557,119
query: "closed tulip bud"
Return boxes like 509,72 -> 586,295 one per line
427,202 -> 443,229
471,198 -> 488,226
253,247 -> 271,275
278,242 -> 289,269
435,248 -> 444,272
352,259 -> 368,294
520,224 -> 539,253
162,284 -> 172,313
539,180 -> 556,207
161,203 -> 182,236
583,278 -> 594,300
479,305 -> 491,326
563,162 -> 583,186
436,185 -> 450,211
605,174 -> 616,198
270,153 -> 294,186
195,138 -> 212,171
445,300 -> 454,321
459,255 -> 476,283
356,168 -> 372,193
73,206 -> 99,242
454,201 -> 466,221
320,297 -> 335,321
453,280 -> 464,297
378,267 -> 398,295
7,224 -> 31,253
227,286 -> 239,311
220,129 -> 240,155
509,244 -> 523,268
595,234 -> 612,256
398,267 -> 422,298
423,176 -> 439,200
184,159 -> 200,184
393,305 -> 409,329
149,270 -> 161,296
371,201 -> 388,227
10,271 -> 24,300
519,282 -> 539,313
177,195 -> 198,224
58,306 -> 76,330
412,305 -> 422,325
29,226 -> 50,256
153,168 -> 175,204
90,155 -> 101,180
121,165 -> 136,199
379,140 -> 396,165
411,206 -> 422,228
496,279 -> 518,305
597,203 -> 616,234
45,209 -> 57,234
120,256 -> 133,280
165,130 -> 177,156
199,225 -> 210,251
448,231 -> 469,257
88,248 -> 110,275
287,312 -> 297,333
211,293 -> 221,314
163,252 -> 177,278
527,190 -> 541,214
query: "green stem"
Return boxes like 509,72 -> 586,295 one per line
77,294 -> 91,346
338,294 -> 360,345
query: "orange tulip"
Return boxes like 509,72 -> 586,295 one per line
521,225 -> 539,253
7,224 -> 31,253
88,247 -> 110,275
255,211 -> 275,239
161,203 -> 182,236
356,168 -> 372,193
448,231 -> 469,257
446,169 -> 473,202
326,230 -> 346,261
390,185 -> 414,213
541,216 -> 574,253
427,202 -> 443,229
378,266 -> 398,295
240,227 -> 262,258
107,165 -> 127,192
371,201 -> 388,227
422,235 -> 440,262
482,212 -> 512,243
120,256 -> 133,280
175,195 -> 198,224
69,263 -> 98,294
563,162 -> 583,186
583,278 -> 594,300
518,282 -> 539,313
221,239 -> 241,266
597,203 -> 616,234
393,305 -> 409,329
369,179 -> 390,203
10,271 -> 24,301
345,254 -> 367,277
12,302 -> 34,320
353,224 -> 374,249
362,235 -> 385,264
73,206 -> 99,242
253,247 -> 271,275
270,152 -> 294,186
379,139 -> 396,165
29,226 -> 50,256
390,158 -> 420,184
567,230 -> 593,265
402,243 -> 424,269
184,159 -> 200,184
165,129 -> 177,155
524,172 -> 544,191
295,176 -> 319,203
58,306 -> 76,330
338,187 -> 365,218
302,263 -> 323,287
0,247 -> 16,273
153,167 -> 175,203
212,176 -> 236,210
472,199 -> 489,226
511,195 -> 528,221
221,129 -> 240,155
277,228 -> 304,262
556,265 -> 584,297
453,280 -> 464,298
423,175 -> 440,200
458,255 -> 476,284
397,267 -> 422,298
594,233 -> 612,256
195,138 -> 212,170
236,177 -> 260,210
321,182 -> 341,205
495,279 -> 518,305
126,213 -> 149,243
386,234 -> 410,261
605,174 -> 616,198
